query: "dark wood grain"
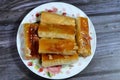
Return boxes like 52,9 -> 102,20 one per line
0,0 -> 90,10
0,0 -> 120,24
0,0 -> 120,80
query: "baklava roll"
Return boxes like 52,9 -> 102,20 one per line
39,38 -> 77,55
42,53 -> 78,67
24,23 -> 40,59
40,11 -> 75,26
76,17 -> 91,57
38,23 -> 75,40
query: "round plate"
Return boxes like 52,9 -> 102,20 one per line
16,2 -> 96,79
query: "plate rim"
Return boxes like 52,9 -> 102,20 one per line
16,2 -> 97,79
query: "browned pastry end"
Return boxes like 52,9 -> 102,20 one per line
24,23 -> 40,59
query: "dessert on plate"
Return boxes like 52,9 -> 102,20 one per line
23,12 -> 91,67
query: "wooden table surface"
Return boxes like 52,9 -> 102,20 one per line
0,0 -> 120,80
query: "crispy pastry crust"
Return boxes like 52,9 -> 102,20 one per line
38,23 -> 75,40
40,11 -> 75,26
42,53 -> 78,67
76,17 -> 91,57
24,23 -> 40,59
39,38 -> 76,55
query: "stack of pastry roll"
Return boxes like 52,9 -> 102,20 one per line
38,12 -> 79,67
23,11 -> 91,67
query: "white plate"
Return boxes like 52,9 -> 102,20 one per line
16,2 -> 96,79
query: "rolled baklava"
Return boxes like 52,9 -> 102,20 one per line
39,38 -> 77,55
38,23 -> 75,40
76,17 -> 91,57
24,23 -> 40,59
40,11 -> 75,26
42,53 -> 78,67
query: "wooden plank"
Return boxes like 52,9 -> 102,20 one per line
0,0 -> 120,24
95,22 -> 120,34
0,0 -> 120,15
1,11 -> 120,24
0,11 -> 26,24
0,24 -> 17,48
69,72 -> 120,80
0,58 -> 47,80
89,13 -> 120,25
82,50 -> 120,73
77,0 -> 120,15
0,0 -> 90,10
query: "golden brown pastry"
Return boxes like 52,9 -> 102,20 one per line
38,38 -> 77,55
76,17 -> 91,57
42,53 -> 79,67
24,23 -> 40,59
38,23 -> 75,40
40,11 -> 75,26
